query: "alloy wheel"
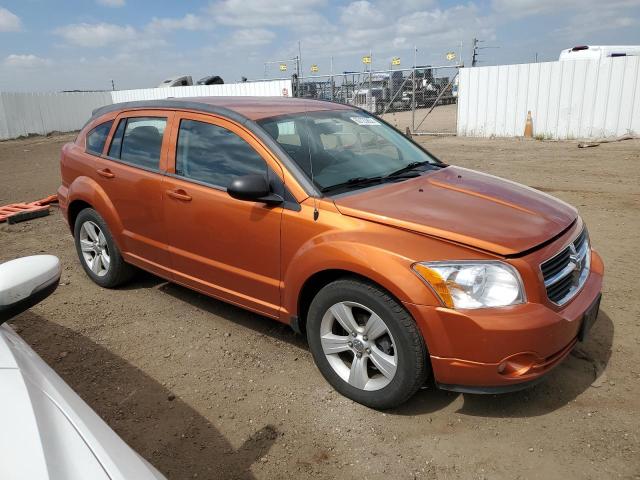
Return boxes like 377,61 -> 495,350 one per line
79,221 -> 110,277
320,301 -> 397,391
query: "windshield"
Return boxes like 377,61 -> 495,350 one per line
258,110 -> 441,193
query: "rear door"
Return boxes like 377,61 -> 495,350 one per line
163,112 -> 283,318
92,110 -> 174,276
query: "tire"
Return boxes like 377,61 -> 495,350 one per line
74,208 -> 134,288
306,278 -> 429,409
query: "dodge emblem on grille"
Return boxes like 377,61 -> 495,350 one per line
568,244 -> 582,282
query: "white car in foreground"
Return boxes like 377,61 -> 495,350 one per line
0,255 -> 165,480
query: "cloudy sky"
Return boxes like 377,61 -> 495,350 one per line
1,0 -> 639,92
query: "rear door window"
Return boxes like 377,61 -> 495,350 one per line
175,119 -> 266,188
108,117 -> 167,170
86,121 -> 113,155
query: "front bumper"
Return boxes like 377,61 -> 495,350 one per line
403,250 -> 604,391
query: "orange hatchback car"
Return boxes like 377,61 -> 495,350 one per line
59,97 -> 603,409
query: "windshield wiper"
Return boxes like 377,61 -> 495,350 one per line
321,173 -> 420,193
321,176 -> 382,192
386,161 -> 438,178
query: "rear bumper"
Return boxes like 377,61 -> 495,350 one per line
404,250 -> 604,391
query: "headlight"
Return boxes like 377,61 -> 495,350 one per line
412,261 -> 525,309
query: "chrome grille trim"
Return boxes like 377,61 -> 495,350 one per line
540,228 -> 591,306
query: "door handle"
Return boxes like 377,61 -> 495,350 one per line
166,189 -> 192,202
97,168 -> 115,179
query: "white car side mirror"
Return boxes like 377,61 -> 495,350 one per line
0,255 -> 61,324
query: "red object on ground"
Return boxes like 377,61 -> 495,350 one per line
33,194 -> 59,206
0,194 -> 58,223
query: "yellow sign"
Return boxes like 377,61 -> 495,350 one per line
391,57 -> 400,66
446,52 -> 456,61
279,63 -> 287,71
311,64 -> 319,73
362,55 -> 371,64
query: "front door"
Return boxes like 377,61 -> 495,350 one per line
163,112 -> 283,318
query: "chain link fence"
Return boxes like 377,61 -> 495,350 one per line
289,65 -> 460,135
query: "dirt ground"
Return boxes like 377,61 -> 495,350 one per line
1,133 -> 639,480
381,104 -> 457,134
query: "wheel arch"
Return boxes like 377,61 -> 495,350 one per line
296,268 -> 427,336
67,199 -> 93,232
66,176 -> 125,247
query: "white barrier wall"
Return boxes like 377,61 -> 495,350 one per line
0,91 -> 112,140
457,56 -> 640,139
111,80 -> 291,103
0,80 -> 292,140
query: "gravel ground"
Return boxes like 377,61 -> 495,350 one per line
1,133 -> 639,479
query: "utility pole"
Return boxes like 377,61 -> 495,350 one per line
471,38 -> 479,67
297,41 -> 302,80
471,38 -> 498,67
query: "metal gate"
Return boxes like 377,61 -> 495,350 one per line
290,64 -> 461,135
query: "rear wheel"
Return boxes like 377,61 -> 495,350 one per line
74,208 -> 133,288
306,278 -> 429,409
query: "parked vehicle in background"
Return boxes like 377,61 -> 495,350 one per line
559,45 -> 640,61
59,97 -> 603,409
196,75 -> 224,85
0,255 -> 165,480
349,71 -> 405,113
401,66 -> 440,108
157,75 -> 193,87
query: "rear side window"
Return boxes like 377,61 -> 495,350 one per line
86,121 -> 113,155
176,119 -> 266,188
108,117 -> 167,170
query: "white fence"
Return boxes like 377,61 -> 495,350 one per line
111,80 -> 291,103
0,91 -> 112,140
457,56 -> 640,139
0,80 -> 292,140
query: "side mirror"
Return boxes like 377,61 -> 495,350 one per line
227,174 -> 283,205
0,255 -> 61,324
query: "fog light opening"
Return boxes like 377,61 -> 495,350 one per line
497,353 -> 539,377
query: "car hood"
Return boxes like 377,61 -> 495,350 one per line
333,166 -> 577,256
0,324 -> 165,480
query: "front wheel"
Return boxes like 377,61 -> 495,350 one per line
306,278 -> 429,409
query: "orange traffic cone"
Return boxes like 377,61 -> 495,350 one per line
524,111 -> 534,138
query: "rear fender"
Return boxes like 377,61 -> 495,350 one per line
67,176 -> 125,249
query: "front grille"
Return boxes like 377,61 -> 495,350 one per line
540,228 -> 591,305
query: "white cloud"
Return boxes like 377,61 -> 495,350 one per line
298,2 -> 489,63
556,9 -> 640,37
492,0 -> 640,18
210,0 -> 326,28
147,13 -> 210,32
0,7 -> 21,31
4,54 -> 51,68
55,22 -> 137,47
226,28 -> 275,46
96,0 -> 126,7
340,1 -> 386,28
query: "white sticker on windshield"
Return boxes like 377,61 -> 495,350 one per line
350,116 -> 380,126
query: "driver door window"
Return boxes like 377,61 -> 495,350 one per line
176,119 -> 266,188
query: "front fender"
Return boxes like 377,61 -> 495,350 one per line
282,237 -> 442,319
67,176 -> 125,249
